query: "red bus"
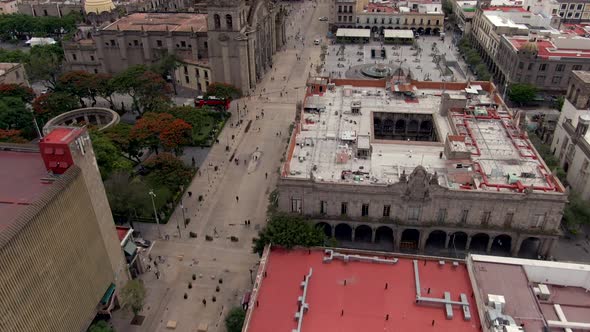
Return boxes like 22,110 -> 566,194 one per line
195,95 -> 231,110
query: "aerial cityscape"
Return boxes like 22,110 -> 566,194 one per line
0,0 -> 590,331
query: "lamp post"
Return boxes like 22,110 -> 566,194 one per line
502,80 -> 509,102
26,104 -> 42,139
148,189 -> 162,239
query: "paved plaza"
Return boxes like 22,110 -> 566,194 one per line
323,33 -> 471,82
110,1 -> 329,331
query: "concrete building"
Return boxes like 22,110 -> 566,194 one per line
556,0 -> 590,22
551,71 -> 590,200
0,127 -> 129,332
0,0 -> 18,14
0,63 -> 29,87
277,78 -> 566,258
331,0 -> 444,36
64,0 -> 286,94
451,0 -> 477,35
175,59 -> 211,93
243,247 -> 590,332
17,0 -> 191,17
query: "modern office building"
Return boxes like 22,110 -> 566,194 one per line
242,246 -> 590,332
551,70 -> 590,200
278,78 -> 566,258
0,127 -> 129,332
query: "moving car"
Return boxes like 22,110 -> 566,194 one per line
134,238 -> 152,248
319,17 -> 328,21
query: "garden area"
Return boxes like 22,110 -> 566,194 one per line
457,37 -> 491,81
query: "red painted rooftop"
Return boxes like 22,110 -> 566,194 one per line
245,248 -> 481,332
41,127 -> 84,145
116,226 -> 131,242
485,6 -> 528,12
561,23 -> 590,37
0,149 -> 51,231
508,37 -> 590,59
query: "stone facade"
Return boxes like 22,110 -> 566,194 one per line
278,166 -> 565,258
0,63 -> 29,86
64,0 -> 286,94
175,60 -> 211,93
551,71 -> 590,201
206,0 -> 286,93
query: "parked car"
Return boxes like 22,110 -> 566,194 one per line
319,17 -> 328,21
134,238 -> 151,248
314,39 -> 321,45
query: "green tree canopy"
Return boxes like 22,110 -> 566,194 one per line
0,13 -> 81,40
205,83 -> 242,100
0,84 -> 35,103
32,91 -> 80,122
120,280 -> 146,317
25,44 -> 64,85
225,307 -> 246,332
252,213 -> 326,256
90,131 -> 133,179
105,172 -> 152,221
0,96 -> 35,139
508,83 -> 538,106
143,152 -> 193,190
104,123 -> 143,163
112,65 -> 171,114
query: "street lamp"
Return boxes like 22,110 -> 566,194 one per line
148,189 -> 162,239
26,104 -> 42,139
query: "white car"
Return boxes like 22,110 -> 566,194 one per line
319,17 -> 328,21
314,39 -> 321,45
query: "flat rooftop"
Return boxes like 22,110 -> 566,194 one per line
469,255 -> 590,331
0,148 -> 52,231
244,248 -> 480,332
284,82 -> 562,194
103,13 -> 208,33
507,36 -> 590,59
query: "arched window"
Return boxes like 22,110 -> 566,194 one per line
226,14 -> 233,30
214,14 -> 221,29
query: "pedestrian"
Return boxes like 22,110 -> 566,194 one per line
202,299 -> 207,306
236,196 -> 239,202
188,191 -> 192,197
265,172 -> 268,179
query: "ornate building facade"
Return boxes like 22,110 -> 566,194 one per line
206,0 -> 286,93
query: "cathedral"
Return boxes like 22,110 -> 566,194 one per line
206,0 -> 287,94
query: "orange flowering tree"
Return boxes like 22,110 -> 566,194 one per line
131,113 -> 192,155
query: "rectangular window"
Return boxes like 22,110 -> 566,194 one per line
185,76 -> 189,84
383,205 -> 391,217
573,64 -> 582,70
338,5 -> 342,12
504,212 -> 514,227
183,66 -> 188,74
382,18 -> 385,24
552,76 -> 561,84
556,64 -> 566,72
72,53 -> 77,61
528,63 -> 534,70
437,209 -> 447,223
320,200 -> 327,215
341,202 -> 348,215
408,207 -> 420,221
291,198 -> 302,214
460,209 -> 469,223
361,204 -> 369,217
533,213 -> 546,228
110,39 -> 115,46
90,55 -> 95,61
518,62 -> 524,69
539,63 -> 547,71
481,211 -> 491,225
577,4 -> 583,10
349,5 -> 352,12
204,41 -> 208,48
157,40 -> 163,47
349,15 -> 352,22
536,76 -> 546,84
181,41 -> 186,47
204,71 -> 209,78
338,15 -> 342,21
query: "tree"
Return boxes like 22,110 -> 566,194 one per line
90,131 -> 133,179
104,123 -> 143,163
120,279 -> 146,317
95,73 -> 117,109
105,172 -> 151,221
0,96 -> 36,139
57,71 -> 99,106
252,213 -> 326,256
112,66 -> 171,114
25,44 -> 64,86
205,83 -> 242,100
151,53 -> 180,95
0,84 -> 35,103
32,91 -> 80,122
508,83 -> 538,106
225,307 -> 246,332
131,112 -> 192,154
88,321 -> 114,332
142,152 -> 193,190
563,194 -> 590,233
0,129 -> 27,143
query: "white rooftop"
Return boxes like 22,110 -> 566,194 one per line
336,28 -> 370,38
384,29 -> 414,39
284,83 -> 561,194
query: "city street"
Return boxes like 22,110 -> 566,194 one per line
110,1 -> 328,331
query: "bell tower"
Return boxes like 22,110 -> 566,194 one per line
207,0 -> 252,93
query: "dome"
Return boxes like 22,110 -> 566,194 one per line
519,41 -> 538,53
84,0 -> 115,14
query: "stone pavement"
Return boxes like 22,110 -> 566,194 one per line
110,1 -> 328,331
